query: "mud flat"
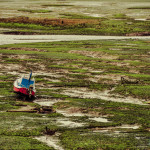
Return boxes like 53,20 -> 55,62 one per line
0,34 -> 150,149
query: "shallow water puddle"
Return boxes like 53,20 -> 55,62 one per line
34,135 -> 64,150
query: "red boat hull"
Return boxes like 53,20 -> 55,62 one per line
13,86 -> 35,96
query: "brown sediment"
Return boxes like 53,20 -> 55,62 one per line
0,16 -> 98,26
126,32 -> 150,36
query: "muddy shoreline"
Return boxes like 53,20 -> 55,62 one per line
0,34 -> 150,45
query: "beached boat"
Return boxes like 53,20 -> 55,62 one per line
13,71 -> 35,98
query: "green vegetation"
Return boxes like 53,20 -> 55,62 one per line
0,136 -> 53,150
113,13 -> 129,19
0,22 -> 50,30
60,130 -> 150,150
112,85 -> 150,99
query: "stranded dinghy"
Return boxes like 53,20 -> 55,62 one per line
13,71 -> 35,98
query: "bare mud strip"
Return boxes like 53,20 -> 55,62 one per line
5,70 -> 65,79
0,95 -> 5,98
56,108 -> 110,123
56,109 -> 85,117
56,118 -> 85,128
92,124 -> 140,133
34,98 -> 60,107
0,34 -> 150,45
62,87 -> 146,105
1,64 -> 25,73
34,135 -> 64,150
89,117 -> 109,123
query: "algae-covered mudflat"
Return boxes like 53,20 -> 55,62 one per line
0,0 -> 150,149
0,39 -> 150,149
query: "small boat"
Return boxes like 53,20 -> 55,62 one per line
13,71 -> 35,98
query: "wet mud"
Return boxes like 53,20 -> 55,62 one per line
62,87 -> 145,105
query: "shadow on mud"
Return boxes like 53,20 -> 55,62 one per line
15,93 -> 35,101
